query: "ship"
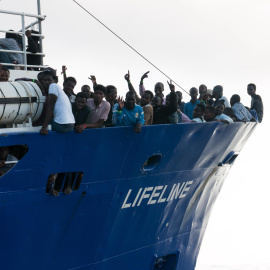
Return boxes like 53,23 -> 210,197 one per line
0,1 -> 258,270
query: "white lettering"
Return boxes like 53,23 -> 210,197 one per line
121,181 -> 194,210
169,182 -> 185,201
121,189 -> 132,209
179,181 -> 193,198
158,185 -> 168,203
147,186 -> 163,205
137,187 -> 154,206
132,188 -> 143,207
166,184 -> 176,201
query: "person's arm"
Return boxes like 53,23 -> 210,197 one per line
134,106 -> 145,133
85,119 -> 104,129
251,97 -> 263,121
124,71 -> 141,103
25,30 -> 39,53
139,71 -> 149,96
40,94 -> 57,135
74,110 -> 94,133
61,66 -> 67,81
112,97 -> 125,126
88,75 -> 97,89
143,106 -> 153,125
167,82 -> 177,114
214,119 -> 230,124
181,113 -> 192,123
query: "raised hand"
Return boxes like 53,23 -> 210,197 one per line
117,96 -> 124,110
88,75 -> 97,85
61,65 -> 67,74
167,80 -> 175,92
141,71 -> 149,82
124,70 -> 130,82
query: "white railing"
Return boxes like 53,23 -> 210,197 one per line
0,7 -> 46,70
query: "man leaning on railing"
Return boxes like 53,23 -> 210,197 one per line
0,31 -> 23,68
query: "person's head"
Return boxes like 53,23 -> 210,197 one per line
189,87 -> 198,99
175,91 -> 182,105
141,90 -> 153,107
224,107 -> 236,120
125,91 -> 136,110
0,68 -> 10,82
193,103 -> 205,118
0,146 -> 9,160
212,85 -> 223,100
154,82 -> 164,96
75,92 -> 87,111
247,83 -> 256,97
215,103 -> 225,116
230,94 -> 240,106
93,84 -> 106,104
151,95 -> 162,106
37,71 -> 44,82
81,85 -> 91,99
42,68 -> 58,90
105,85 -> 117,103
165,94 -> 171,106
63,77 -> 77,96
199,84 -> 207,97
204,105 -> 216,121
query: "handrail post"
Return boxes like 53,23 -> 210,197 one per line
21,13 -> 27,70
37,0 -> 43,65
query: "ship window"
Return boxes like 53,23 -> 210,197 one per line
225,154 -> 238,165
0,145 -> 28,177
46,172 -> 83,196
153,254 -> 177,270
143,154 -> 162,171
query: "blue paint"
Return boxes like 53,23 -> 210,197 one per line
0,122 -> 257,269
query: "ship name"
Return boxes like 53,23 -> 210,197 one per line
121,181 -> 193,209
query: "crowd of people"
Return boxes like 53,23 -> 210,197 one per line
0,65 -> 264,135
36,68 -> 264,134
0,65 -> 264,191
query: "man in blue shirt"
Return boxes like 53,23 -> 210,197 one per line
184,87 -> 200,119
230,94 -> 254,122
113,91 -> 145,133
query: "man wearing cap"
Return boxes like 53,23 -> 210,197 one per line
40,68 -> 75,134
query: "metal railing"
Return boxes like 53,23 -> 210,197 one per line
0,7 -> 46,70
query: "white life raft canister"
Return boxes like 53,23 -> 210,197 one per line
0,81 -> 45,124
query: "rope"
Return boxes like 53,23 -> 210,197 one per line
72,0 -> 190,96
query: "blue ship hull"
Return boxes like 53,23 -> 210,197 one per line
0,122 -> 256,270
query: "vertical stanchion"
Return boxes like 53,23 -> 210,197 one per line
37,0 -> 43,65
21,13 -> 27,70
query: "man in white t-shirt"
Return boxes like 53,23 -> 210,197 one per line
40,69 -> 75,135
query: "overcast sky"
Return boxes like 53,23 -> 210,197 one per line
1,0 -> 269,268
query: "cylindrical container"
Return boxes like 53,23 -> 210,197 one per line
0,81 -> 45,124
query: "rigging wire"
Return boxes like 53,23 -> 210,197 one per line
73,0 -> 190,96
